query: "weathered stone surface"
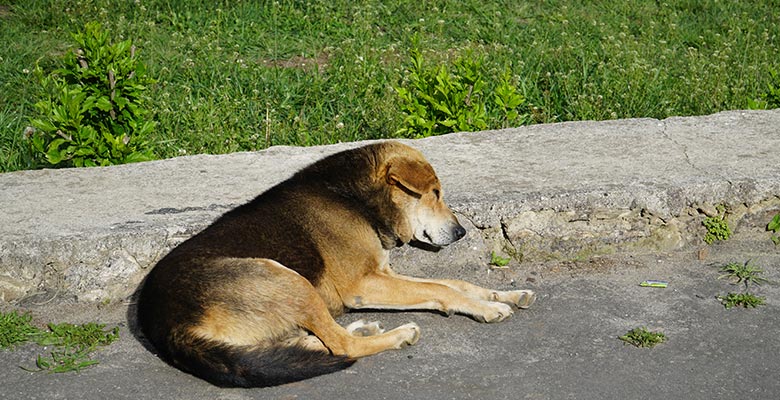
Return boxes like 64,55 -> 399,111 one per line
1,110 -> 779,302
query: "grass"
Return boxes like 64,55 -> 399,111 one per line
716,260 -> 769,310
717,292 -> 765,309
1,0 -> 779,172
619,327 -> 666,348
718,260 -> 769,290
0,310 -> 119,373
0,310 -> 40,349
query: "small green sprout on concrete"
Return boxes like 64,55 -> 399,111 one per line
716,260 -> 768,309
619,327 -> 666,348
717,293 -> 766,309
768,213 -> 780,245
718,260 -> 769,290
702,206 -> 731,244
0,310 -> 119,373
489,251 -> 511,268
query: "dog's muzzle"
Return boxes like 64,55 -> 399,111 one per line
420,221 -> 467,247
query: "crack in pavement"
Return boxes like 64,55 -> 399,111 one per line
658,117 -> 734,186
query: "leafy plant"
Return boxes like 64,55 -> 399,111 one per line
27,21 -> 156,168
396,48 -> 488,138
716,260 -> 768,310
0,310 -> 119,373
768,213 -> 780,245
749,68 -> 780,109
489,251 -> 511,267
619,327 -> 666,348
702,207 -> 731,244
718,260 -> 769,290
717,292 -> 766,309
764,69 -> 780,108
493,68 -> 528,128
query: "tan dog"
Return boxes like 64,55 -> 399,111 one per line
137,141 -> 535,387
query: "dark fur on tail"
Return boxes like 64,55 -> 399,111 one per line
163,336 -> 355,388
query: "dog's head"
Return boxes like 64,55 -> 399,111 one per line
379,143 -> 466,248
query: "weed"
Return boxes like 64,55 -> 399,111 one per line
716,260 -> 768,310
718,260 -> 769,290
717,292 -> 766,309
764,69 -> 780,108
619,327 -> 666,348
703,211 -> 731,244
0,311 -> 40,349
27,22 -> 156,167
749,69 -> 780,109
396,48 -> 488,138
489,252 -> 511,268
493,69 -> 529,128
32,322 -> 120,373
0,310 -> 119,373
768,213 -> 780,245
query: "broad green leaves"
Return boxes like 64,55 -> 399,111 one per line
28,22 -> 156,168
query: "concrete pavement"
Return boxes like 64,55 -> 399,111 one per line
1,109 -> 779,399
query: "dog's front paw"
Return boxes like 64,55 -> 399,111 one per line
475,301 -> 514,323
492,290 -> 536,309
391,323 -> 421,348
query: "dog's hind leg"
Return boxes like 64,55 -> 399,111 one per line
282,320 -> 385,352
299,294 -> 420,358
239,259 -> 419,358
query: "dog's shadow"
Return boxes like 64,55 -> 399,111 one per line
125,278 -> 157,355
407,240 -> 443,253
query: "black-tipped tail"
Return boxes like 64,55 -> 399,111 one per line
167,337 -> 355,388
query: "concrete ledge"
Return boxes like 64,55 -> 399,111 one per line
2,110 -> 779,302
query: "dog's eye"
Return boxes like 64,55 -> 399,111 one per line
432,189 -> 440,199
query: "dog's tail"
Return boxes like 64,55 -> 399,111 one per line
165,336 -> 355,388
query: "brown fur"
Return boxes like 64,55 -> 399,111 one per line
137,141 -> 535,387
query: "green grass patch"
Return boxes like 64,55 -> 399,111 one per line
0,310 -> 119,373
619,327 -> 666,348
2,0 -> 779,172
0,310 -> 41,349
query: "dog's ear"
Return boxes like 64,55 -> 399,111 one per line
385,158 -> 436,195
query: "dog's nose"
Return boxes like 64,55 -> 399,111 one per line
453,224 -> 467,241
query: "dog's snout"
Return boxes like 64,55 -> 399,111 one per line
452,224 -> 466,241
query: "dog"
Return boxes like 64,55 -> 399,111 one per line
137,141 -> 535,387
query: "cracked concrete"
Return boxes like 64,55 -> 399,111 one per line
1,109 -> 779,303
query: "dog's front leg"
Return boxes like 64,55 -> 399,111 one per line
343,272 -> 514,323
382,270 -> 536,309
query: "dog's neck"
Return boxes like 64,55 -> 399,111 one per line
377,225 -> 403,250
